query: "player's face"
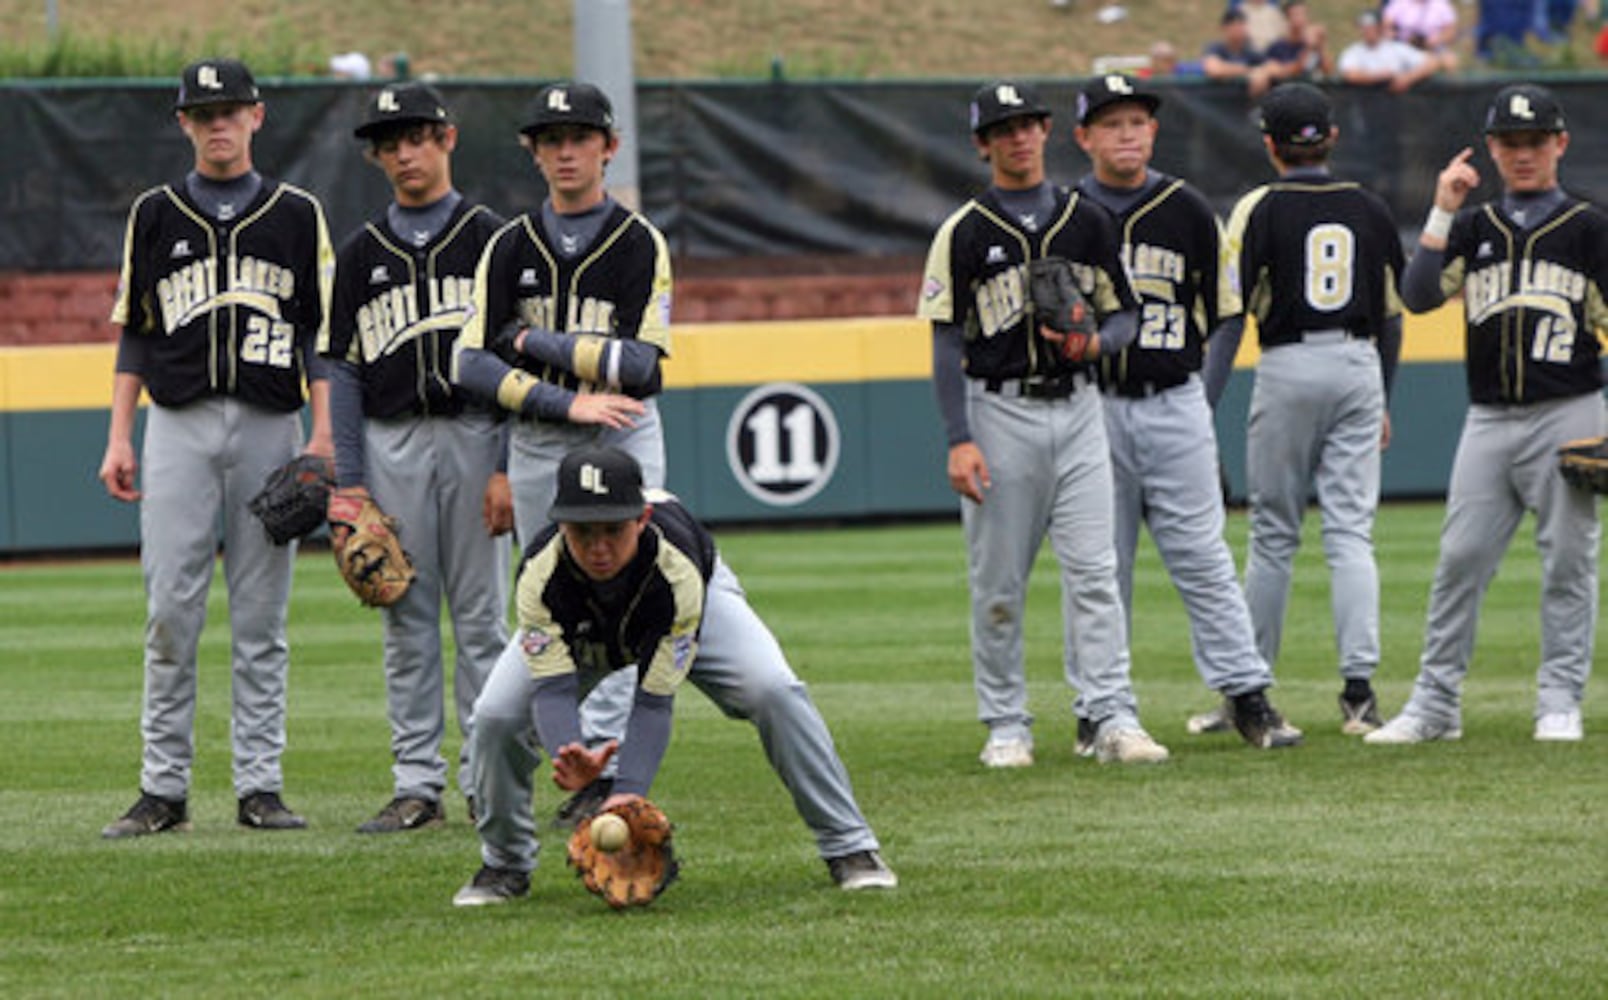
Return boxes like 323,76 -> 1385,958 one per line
178,102 -> 264,179
371,123 -> 457,207
1486,130 -> 1567,193
560,512 -> 648,581
974,115 -> 1049,190
1076,104 -> 1157,188
532,124 -> 619,211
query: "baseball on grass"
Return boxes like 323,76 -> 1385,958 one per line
590,813 -> 629,853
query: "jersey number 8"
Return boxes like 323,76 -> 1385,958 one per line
1304,224 -> 1355,313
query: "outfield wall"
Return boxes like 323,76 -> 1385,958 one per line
0,306 -> 1486,554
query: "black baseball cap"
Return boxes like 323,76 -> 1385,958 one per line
520,81 -> 615,137
1483,83 -> 1567,135
1077,74 -> 1161,126
175,58 -> 260,111
354,81 -> 452,139
548,445 -> 646,523
970,80 -> 1050,134
1259,82 -> 1332,145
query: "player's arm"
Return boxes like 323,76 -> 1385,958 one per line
101,198 -> 152,503
931,320 -> 989,504
1402,148 -> 1479,312
453,343 -> 644,428
509,322 -> 664,396
100,365 -> 145,503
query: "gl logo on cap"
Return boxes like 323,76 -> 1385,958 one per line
995,84 -> 1024,107
547,89 -> 572,112
1508,95 -> 1535,120
578,463 -> 610,496
1104,75 -> 1134,95
377,90 -> 401,112
197,65 -> 223,90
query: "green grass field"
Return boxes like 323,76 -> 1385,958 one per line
2,503 -> 1604,997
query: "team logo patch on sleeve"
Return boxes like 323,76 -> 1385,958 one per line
922,276 -> 946,300
520,626 -> 553,658
671,633 -> 695,675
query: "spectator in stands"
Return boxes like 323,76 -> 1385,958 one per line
1476,0 -> 1534,61
1340,10 -> 1449,91
1266,1 -> 1335,80
1233,0 -> 1290,51
1148,40 -> 1205,77
1383,0 -> 1462,68
1205,8 -> 1278,97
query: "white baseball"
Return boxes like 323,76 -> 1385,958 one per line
590,813 -> 629,853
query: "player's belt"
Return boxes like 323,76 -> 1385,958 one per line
980,373 -> 1087,399
1282,328 -> 1365,346
1106,374 -> 1189,399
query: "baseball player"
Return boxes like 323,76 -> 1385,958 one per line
452,446 -> 896,904
320,82 -> 512,833
98,58 -> 333,837
1071,74 -> 1300,749
452,81 -> 666,822
918,80 -> 1170,768
1206,82 -> 1404,735
1368,84 -> 1606,744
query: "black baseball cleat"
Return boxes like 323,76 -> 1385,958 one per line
1074,716 -> 1098,758
453,865 -> 530,907
552,777 -> 613,830
1339,680 -> 1383,735
237,791 -> 308,830
1231,689 -> 1303,749
102,792 -> 191,839
356,795 -> 445,834
826,850 -> 898,891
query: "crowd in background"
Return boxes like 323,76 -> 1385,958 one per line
1135,0 -> 1605,86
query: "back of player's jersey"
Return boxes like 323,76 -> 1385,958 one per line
1227,179 -> 1403,347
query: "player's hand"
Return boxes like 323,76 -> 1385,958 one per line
947,441 -> 991,504
1435,148 -> 1479,212
482,472 -> 514,537
327,485 -> 369,549
1040,323 -> 1098,362
98,439 -> 140,502
553,739 -> 619,792
1380,410 -> 1392,451
568,392 -> 645,429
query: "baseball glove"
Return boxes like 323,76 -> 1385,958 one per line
327,492 -> 416,607
566,798 -> 679,910
1557,436 -> 1608,494
1028,256 -> 1098,362
247,454 -> 335,545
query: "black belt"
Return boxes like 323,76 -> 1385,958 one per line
981,374 -> 1083,399
1268,329 -> 1370,348
1105,376 -> 1189,399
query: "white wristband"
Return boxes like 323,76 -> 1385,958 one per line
1423,206 -> 1454,241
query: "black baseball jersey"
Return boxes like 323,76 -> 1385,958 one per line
322,200 -> 505,419
461,202 -> 672,397
515,495 -> 716,695
1078,172 -> 1235,391
1226,177 -> 1404,348
111,177 -> 333,411
918,186 -> 1138,381
1437,197 -> 1608,404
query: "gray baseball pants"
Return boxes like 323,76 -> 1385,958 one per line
137,397 -> 300,800
364,411 -> 509,802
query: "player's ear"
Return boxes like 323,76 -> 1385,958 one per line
439,124 -> 459,153
248,103 -> 266,133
